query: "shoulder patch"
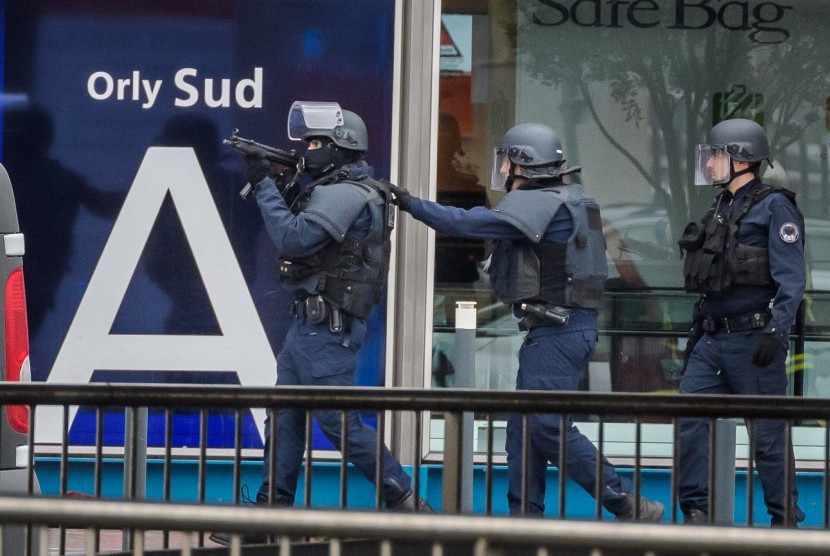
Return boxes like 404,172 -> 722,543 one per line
779,222 -> 800,244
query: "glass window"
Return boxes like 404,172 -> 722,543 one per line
432,0 -> 830,457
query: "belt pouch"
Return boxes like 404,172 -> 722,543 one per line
305,295 -> 328,324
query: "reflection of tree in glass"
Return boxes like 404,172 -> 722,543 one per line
518,4 -> 830,226
514,6 -> 830,394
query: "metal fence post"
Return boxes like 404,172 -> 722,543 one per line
714,418 -> 736,525
122,406 -> 148,550
443,301 -> 476,513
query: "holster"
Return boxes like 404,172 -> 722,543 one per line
291,295 -> 349,333
518,306 -> 569,331
304,294 -> 327,324
518,314 -> 543,332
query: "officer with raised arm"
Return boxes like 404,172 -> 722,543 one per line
389,122 -> 664,521
677,118 -> 805,526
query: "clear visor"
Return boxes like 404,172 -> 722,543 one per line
287,101 -> 344,141
490,148 -> 512,191
694,144 -> 731,186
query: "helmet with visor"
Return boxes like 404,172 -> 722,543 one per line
693,118 -> 771,186
490,123 -> 575,190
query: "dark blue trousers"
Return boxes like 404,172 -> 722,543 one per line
505,320 -> 631,516
679,329 -> 804,524
257,317 -> 411,506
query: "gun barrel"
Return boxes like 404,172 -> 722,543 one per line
224,130 -> 303,200
225,137 -> 299,164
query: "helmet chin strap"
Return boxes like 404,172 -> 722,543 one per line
504,162 -> 518,191
728,159 -> 757,183
714,160 -> 756,188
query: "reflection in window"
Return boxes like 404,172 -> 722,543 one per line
433,1 -> 830,405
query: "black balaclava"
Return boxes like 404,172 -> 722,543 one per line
304,139 -> 361,179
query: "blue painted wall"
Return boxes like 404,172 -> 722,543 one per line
35,459 -> 827,528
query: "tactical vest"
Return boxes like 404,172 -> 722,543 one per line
678,183 -> 796,294
278,172 -> 394,319
488,184 -> 607,309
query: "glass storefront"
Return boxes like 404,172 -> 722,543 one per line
431,0 -> 830,456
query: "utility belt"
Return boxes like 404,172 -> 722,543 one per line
289,294 -> 348,333
701,311 -> 769,334
518,303 -> 570,332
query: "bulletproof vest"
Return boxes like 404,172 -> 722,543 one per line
488,183 -> 607,308
278,170 -> 394,319
678,183 -> 796,294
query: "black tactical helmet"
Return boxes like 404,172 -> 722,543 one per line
708,118 -> 770,165
491,123 -> 575,189
304,109 -> 368,152
501,123 -> 564,170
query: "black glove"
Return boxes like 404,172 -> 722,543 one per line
387,183 -> 413,212
245,155 -> 274,187
274,169 -> 295,192
752,334 -> 781,367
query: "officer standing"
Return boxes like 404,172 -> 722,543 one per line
677,118 -> 805,526
211,102 -> 429,547
389,122 -> 664,521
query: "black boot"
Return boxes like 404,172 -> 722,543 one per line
208,531 -> 269,546
208,487 -> 304,546
683,508 -> 708,525
386,490 -> 436,513
615,494 -> 665,522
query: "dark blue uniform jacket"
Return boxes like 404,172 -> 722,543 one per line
702,179 -> 805,348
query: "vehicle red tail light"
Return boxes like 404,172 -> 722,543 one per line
4,266 -> 30,434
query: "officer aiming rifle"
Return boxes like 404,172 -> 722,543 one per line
210,102 -> 431,548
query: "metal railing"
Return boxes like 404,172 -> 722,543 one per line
1,383 -> 829,554
2,496 -> 830,556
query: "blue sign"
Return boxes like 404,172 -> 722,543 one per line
1,1 -> 396,449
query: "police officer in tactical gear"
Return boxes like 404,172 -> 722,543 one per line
677,118 -> 805,526
390,122 -> 664,521
211,102 -> 430,547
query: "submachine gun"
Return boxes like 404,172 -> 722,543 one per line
223,129 -> 304,200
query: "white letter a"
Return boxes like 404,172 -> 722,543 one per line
36,148 -> 275,443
